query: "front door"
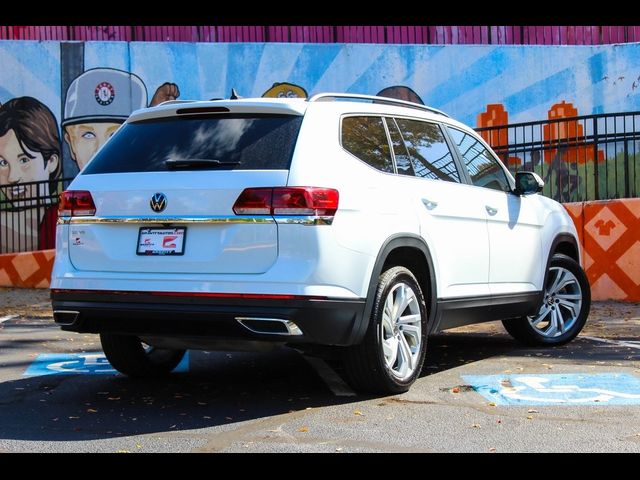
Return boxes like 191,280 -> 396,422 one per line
446,126 -> 543,295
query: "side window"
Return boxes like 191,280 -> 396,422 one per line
341,116 -> 394,173
394,118 -> 461,182
385,118 -> 415,176
446,126 -> 510,192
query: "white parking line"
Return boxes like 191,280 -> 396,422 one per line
0,314 -> 19,324
581,335 -> 640,350
303,356 -> 356,397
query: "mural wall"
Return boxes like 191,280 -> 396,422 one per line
2,40 -> 640,253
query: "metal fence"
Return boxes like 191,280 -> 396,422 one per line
476,112 -> 640,202
0,177 -> 73,254
2,26 -> 640,45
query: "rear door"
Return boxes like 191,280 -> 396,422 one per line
446,126 -> 544,295
388,117 -> 491,299
67,112 -> 303,274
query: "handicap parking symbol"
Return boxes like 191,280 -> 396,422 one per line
24,352 -> 189,377
462,373 -> 640,406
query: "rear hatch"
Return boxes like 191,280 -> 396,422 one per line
67,109 -> 303,274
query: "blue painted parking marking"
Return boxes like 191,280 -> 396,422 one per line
462,373 -> 640,406
24,351 -> 189,376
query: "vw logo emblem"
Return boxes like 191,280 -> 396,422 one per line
150,193 -> 167,213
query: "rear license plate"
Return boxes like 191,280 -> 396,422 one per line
137,227 -> 186,256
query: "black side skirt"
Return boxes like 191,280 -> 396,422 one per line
432,291 -> 543,333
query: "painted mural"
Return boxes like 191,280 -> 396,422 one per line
1,40 -> 640,252
0,97 -> 61,251
62,68 -> 179,171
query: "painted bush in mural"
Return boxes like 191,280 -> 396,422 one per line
477,101 -> 639,203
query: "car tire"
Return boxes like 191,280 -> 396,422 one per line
342,266 -> 428,394
100,333 -> 186,377
502,253 -> 591,346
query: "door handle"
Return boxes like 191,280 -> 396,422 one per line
485,205 -> 498,216
422,199 -> 438,210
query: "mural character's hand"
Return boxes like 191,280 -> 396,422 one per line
150,82 -> 181,107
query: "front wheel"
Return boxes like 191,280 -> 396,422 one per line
100,333 -> 186,377
502,253 -> 591,346
342,266 -> 428,394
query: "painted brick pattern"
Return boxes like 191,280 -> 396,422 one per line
581,199 -> 640,301
0,249 -> 55,288
564,199 -> 640,301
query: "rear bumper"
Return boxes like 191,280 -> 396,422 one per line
51,289 -> 366,347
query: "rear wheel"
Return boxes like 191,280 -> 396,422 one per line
100,333 -> 186,377
343,266 -> 428,394
502,253 -> 590,346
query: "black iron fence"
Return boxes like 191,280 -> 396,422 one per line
0,177 -> 73,254
476,111 -> 640,203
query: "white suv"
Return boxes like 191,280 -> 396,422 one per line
51,93 -> 590,393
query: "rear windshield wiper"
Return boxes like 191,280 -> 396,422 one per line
165,158 -> 241,169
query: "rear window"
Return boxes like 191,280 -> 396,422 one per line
82,114 -> 303,174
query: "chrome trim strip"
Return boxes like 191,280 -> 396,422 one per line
58,215 -> 333,225
58,215 -> 274,225
236,317 -> 303,336
275,216 -> 334,226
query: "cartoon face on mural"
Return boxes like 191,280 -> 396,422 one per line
0,96 -> 62,252
62,69 -> 180,171
62,68 -> 145,171
63,122 -> 120,171
262,82 -> 307,99
0,97 -> 61,207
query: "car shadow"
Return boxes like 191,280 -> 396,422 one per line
0,347 -> 360,442
423,327 -> 639,376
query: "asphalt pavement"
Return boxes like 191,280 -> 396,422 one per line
0,287 -> 639,453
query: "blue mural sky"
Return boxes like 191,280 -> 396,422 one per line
0,41 -> 60,123
1,40 -> 640,127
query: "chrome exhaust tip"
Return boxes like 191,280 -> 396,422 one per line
236,317 -> 303,336
53,310 -> 80,326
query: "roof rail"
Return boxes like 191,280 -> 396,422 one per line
307,92 -> 449,118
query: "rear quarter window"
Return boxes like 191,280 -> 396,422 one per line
341,116 -> 394,173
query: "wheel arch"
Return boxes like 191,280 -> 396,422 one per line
543,233 -> 581,287
350,234 -> 437,344
551,234 -> 580,263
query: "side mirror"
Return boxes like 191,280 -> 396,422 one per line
514,171 -> 544,196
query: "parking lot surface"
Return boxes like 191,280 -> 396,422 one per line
1,287 -> 639,452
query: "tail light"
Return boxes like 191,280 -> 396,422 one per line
59,190 -> 96,216
232,188 -> 272,215
233,187 -> 339,217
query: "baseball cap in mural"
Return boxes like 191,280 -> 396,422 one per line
62,68 -> 148,127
